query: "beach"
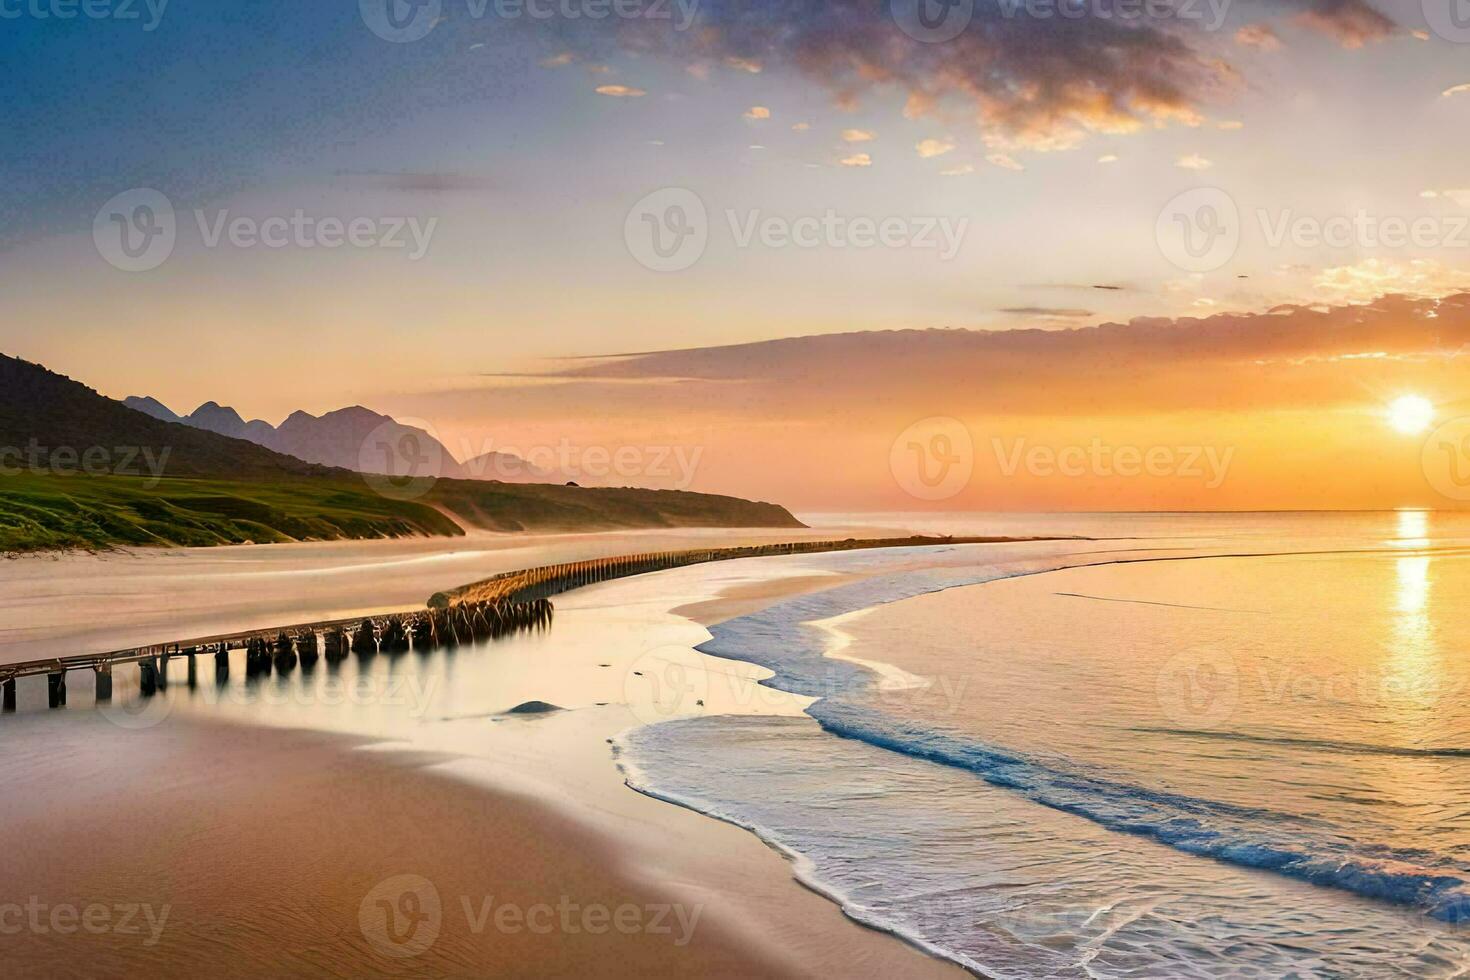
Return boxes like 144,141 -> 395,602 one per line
0,532 -> 971,978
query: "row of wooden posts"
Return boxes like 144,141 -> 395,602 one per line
0,597 -> 553,712
3,535 -> 995,715
433,536 -> 983,608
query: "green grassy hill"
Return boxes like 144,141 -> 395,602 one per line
0,353 -> 804,552
0,473 -> 464,552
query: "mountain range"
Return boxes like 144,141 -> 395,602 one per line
123,396 -> 550,483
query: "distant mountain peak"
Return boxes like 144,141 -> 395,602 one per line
122,395 -> 181,423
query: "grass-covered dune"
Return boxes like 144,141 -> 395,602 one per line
0,352 -> 804,553
0,473 -> 464,552
0,472 -> 805,553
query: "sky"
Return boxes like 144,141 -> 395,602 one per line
4,0 -> 1470,510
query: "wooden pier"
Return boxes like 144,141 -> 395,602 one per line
0,534 -> 1025,713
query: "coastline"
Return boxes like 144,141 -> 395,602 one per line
0,542 -> 974,978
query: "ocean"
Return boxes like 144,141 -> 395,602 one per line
619,512 -> 1470,977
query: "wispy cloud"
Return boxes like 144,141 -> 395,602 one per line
916,138 -> 955,158
842,128 -> 875,143
1177,153 -> 1213,170
987,153 -> 1024,171
743,105 -> 771,120
839,152 -> 872,167
595,84 -> 646,97
1234,24 -> 1282,50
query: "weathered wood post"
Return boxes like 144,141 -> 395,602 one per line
157,650 -> 170,691
215,645 -> 230,684
185,649 -> 198,689
47,669 -> 67,708
2,677 -> 15,712
95,663 -> 113,703
140,658 -> 158,697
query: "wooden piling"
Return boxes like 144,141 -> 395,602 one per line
47,670 -> 67,708
95,663 -> 113,703
2,677 -> 14,712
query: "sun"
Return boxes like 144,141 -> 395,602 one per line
1386,395 -> 1435,435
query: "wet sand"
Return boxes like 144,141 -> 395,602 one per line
0,523 -> 890,666
0,546 -> 969,978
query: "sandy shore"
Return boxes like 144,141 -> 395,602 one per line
0,542 -> 971,978
0,523 -> 894,666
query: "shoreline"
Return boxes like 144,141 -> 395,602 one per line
1,541 -> 982,978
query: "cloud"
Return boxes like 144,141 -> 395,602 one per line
1217,120 -> 1244,130
916,138 -> 955,158
1177,153 -> 1213,170
538,0 -> 1397,153
1000,307 -> 1094,317
1294,0 -> 1395,48
1444,83 -> 1470,98
1234,24 -> 1283,50
539,52 -> 574,68
839,152 -> 872,167
791,122 -> 810,131
333,171 -> 498,193
595,85 -> 646,97
744,105 -> 771,120
1313,258 -> 1470,303
842,128 -> 875,142
1097,154 -> 1118,163
987,153 -> 1024,171
940,164 -> 974,176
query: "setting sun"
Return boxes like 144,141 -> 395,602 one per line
1387,395 -> 1435,435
